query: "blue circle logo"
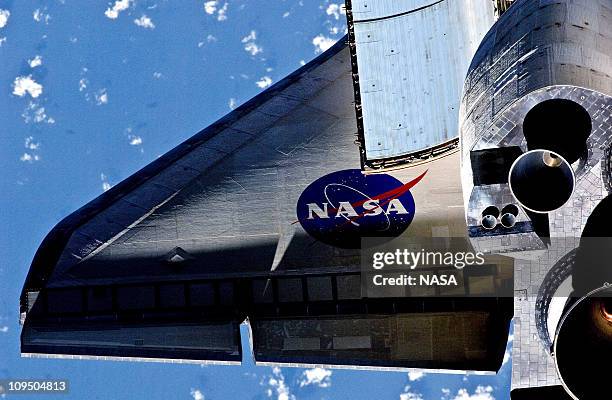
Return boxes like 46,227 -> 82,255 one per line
296,169 -> 425,248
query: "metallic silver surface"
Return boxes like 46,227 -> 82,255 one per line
45,45 -> 358,288
348,0 -> 494,166
535,248 -> 576,350
459,0 -> 612,393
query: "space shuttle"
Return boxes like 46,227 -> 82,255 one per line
19,0 -> 611,399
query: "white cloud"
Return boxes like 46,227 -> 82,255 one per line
204,1 -> 227,20
0,37 -> 6,47
326,3 -> 345,20
242,31 -> 262,56
25,136 -> 40,150
328,25 -> 346,35
153,72 -> 162,79
22,102 -> 54,124
502,349 -> 510,366
105,0 -> 132,19
95,89 -> 108,105
501,331 -> 513,366
452,386 -> 495,400
217,2 -> 228,21
29,55 -> 43,68
400,385 -> 423,400
323,4 -> 347,37
128,135 -> 142,145
190,388 -> 205,400
312,34 -> 335,54
134,15 -> 155,29
20,153 -> 40,163
228,98 -> 237,110
244,42 -> 262,56
256,76 -> 272,89
33,9 -> 51,24
266,367 -> 294,400
407,370 -> 425,382
13,76 -> 43,98
199,35 -> 218,47
241,30 -> 256,43
79,70 -> 111,106
101,173 -> 112,191
282,11 -> 290,18
0,9 -> 9,28
204,1 -> 217,14
79,78 -> 88,92
0,326 -> 8,333
299,367 -> 332,388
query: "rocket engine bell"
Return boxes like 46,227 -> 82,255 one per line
508,150 -> 575,214
553,196 -> 612,400
554,285 -> 612,400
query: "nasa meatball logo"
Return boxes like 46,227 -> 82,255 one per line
295,169 -> 426,248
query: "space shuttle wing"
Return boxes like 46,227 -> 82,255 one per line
20,37 -> 358,363
33,39 -> 355,289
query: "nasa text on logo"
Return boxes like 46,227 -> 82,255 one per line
296,169 -> 426,248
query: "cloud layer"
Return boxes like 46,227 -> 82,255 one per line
13,76 -> 43,98
0,9 -> 9,28
298,368 -> 332,388
105,0 -> 132,19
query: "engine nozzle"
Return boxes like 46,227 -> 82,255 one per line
554,285 -> 612,399
508,150 -> 575,213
